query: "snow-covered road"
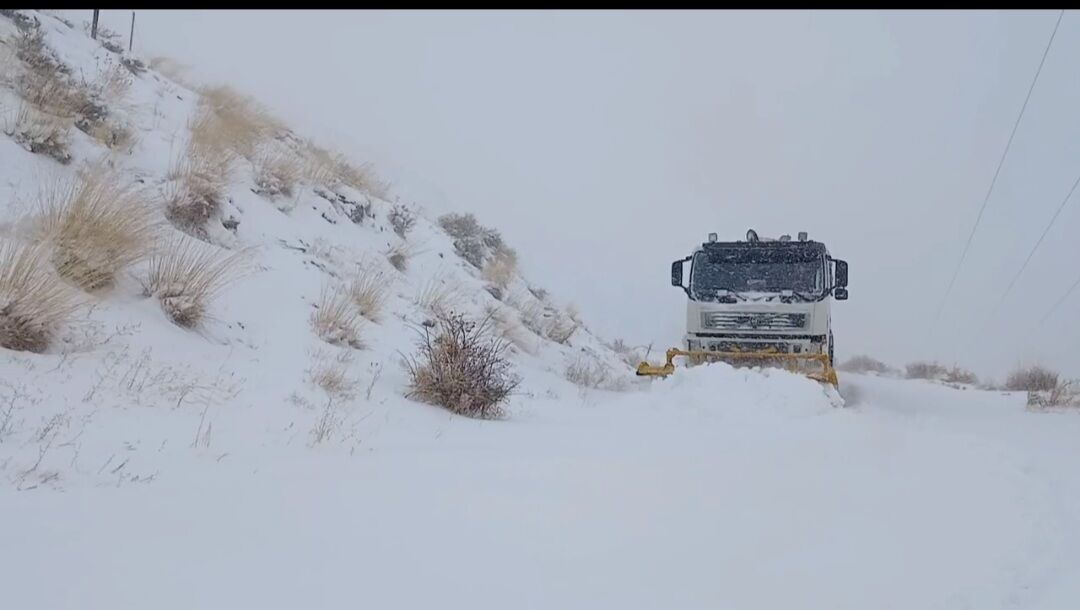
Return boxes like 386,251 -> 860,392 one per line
4,369 -> 1079,610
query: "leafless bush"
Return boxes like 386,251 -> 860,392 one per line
905,361 -> 947,381
438,212 -> 517,269
385,242 -> 411,272
404,312 -> 520,419
143,237 -> 245,328
349,262 -> 389,322
311,285 -> 364,349
609,338 -> 645,369
839,355 -> 893,375
119,55 -> 147,76
943,365 -> 978,386
0,241 -> 81,353
39,168 -> 158,292
1026,380 -> 1080,408
388,203 -> 416,238
1005,365 -> 1059,392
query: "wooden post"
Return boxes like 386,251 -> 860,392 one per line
91,9 -> 99,40
129,11 -> 135,53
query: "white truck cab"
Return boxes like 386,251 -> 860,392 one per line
670,229 -> 848,366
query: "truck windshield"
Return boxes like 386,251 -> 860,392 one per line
691,247 -> 824,300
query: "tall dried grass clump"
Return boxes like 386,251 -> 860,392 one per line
144,237 -> 245,328
311,285 -> 364,349
0,241 -> 81,353
38,169 -> 158,292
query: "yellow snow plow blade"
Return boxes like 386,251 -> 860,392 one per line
636,348 -> 839,386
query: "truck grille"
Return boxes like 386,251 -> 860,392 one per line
701,312 -> 807,331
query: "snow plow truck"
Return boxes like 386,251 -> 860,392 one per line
637,229 -> 848,386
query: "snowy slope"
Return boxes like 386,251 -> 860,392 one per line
3,10 -> 1080,610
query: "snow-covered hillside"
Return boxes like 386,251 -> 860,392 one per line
2,10 -> 1080,610
0,10 -> 633,488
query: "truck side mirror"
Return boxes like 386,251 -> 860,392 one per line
671,259 -> 684,287
834,259 -> 848,288
834,287 -> 849,301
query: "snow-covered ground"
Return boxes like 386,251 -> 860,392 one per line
2,10 -> 1080,610
5,371 -> 1080,609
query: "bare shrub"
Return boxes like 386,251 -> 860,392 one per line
437,212 -> 516,269
414,276 -> 461,317
404,312 -> 520,419
311,285 -> 363,349
144,237 -> 244,328
39,169 -> 158,292
252,150 -> 301,199
905,361 -> 947,381
1027,380 -> 1080,409
839,355 -> 892,375
385,242 -> 411,272
349,262 -> 389,322
943,366 -> 978,386
609,338 -> 645,369
1005,365 -> 1059,392
0,241 -> 81,353
3,104 -> 72,164
388,203 -> 416,238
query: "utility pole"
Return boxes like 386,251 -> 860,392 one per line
129,11 -> 135,53
91,9 -> 99,40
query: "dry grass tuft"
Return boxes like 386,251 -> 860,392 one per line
311,284 -> 364,349
482,254 -> 516,294
144,237 -> 245,328
197,84 -> 281,159
253,150 -> 302,199
38,169 -> 158,292
349,262 -> 390,322
415,276 -> 461,317
303,143 -> 390,197
0,241 -> 81,353
3,104 -> 72,164
165,147 -> 231,238
307,349 -> 358,401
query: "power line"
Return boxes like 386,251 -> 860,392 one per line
990,169 -> 1080,316
1040,274 -> 1080,325
932,9 -> 1065,326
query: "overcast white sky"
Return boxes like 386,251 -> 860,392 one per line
85,9 -> 1080,379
